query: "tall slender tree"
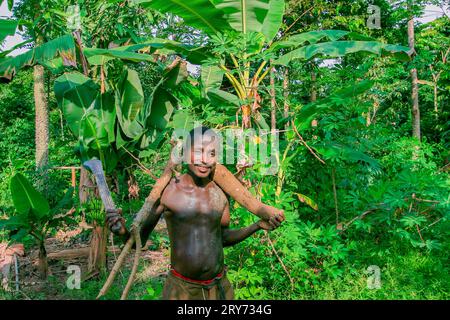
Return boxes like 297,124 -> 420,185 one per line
13,0 -> 69,173
408,0 -> 421,141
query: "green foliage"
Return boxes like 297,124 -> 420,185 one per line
0,19 -> 17,43
0,0 -> 448,301
54,58 -> 190,172
0,173 -> 74,245
0,34 -> 76,80
136,0 -> 233,35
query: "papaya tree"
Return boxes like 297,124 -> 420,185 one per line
0,0 -> 77,184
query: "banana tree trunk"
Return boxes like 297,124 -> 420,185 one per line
37,241 -> 48,280
79,168 -> 108,274
88,222 -> 108,274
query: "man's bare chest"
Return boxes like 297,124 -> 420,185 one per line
161,181 -> 227,219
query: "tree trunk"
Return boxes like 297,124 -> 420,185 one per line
433,83 -> 438,115
331,168 -> 339,227
408,4 -> 421,141
270,66 -> 276,133
310,64 -> 318,134
79,168 -> 108,274
410,68 -> 420,140
37,241 -> 48,280
34,63 -> 49,170
88,223 -> 108,274
310,67 -> 317,102
283,68 -> 289,130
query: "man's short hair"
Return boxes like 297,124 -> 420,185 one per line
186,126 -> 218,147
183,126 -> 218,161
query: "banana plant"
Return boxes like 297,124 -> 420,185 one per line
0,173 -> 74,279
54,59 -> 188,173
133,0 -> 411,128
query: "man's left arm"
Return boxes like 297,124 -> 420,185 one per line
221,202 -> 281,247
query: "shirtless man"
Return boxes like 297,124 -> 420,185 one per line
107,126 -> 284,299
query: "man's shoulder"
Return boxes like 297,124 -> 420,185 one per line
164,174 -> 193,193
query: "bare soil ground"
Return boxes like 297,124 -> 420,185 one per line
3,219 -> 170,299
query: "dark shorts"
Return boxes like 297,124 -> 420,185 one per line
162,269 -> 234,300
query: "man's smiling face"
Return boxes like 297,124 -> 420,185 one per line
187,129 -> 218,179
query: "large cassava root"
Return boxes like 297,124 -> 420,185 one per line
213,164 -> 284,220
97,162 -> 282,299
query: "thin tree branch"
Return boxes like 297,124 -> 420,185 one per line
291,120 -> 326,165
266,232 -> 294,291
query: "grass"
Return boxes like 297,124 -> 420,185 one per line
257,240 -> 449,300
1,244 -> 447,300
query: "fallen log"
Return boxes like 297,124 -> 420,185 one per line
45,246 -> 121,260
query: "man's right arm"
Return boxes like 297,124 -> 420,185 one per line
139,202 -> 164,246
106,201 -> 165,246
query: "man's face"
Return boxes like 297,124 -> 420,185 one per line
187,134 -> 217,179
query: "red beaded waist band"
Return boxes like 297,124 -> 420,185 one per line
170,268 -> 225,286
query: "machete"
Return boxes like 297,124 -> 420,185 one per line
83,159 -> 123,233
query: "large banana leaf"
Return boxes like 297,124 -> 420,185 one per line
119,68 -> 144,122
117,39 -> 210,65
55,72 -> 118,171
0,39 -> 32,59
85,40 -> 210,66
0,34 -> 76,79
135,60 -> 189,150
80,91 -> 116,148
211,0 -> 283,39
115,69 -> 145,139
138,59 -> 188,130
270,30 -> 352,52
0,19 -> 17,43
201,64 -> 224,95
274,41 -> 411,65
261,0 -> 284,42
79,113 -> 108,150
207,88 -> 240,107
134,0 -> 232,35
10,173 -> 50,220
84,47 -> 156,65
170,109 -> 196,132
54,72 -> 99,135
146,85 -> 177,131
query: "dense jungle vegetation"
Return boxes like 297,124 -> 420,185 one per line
0,0 -> 448,300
